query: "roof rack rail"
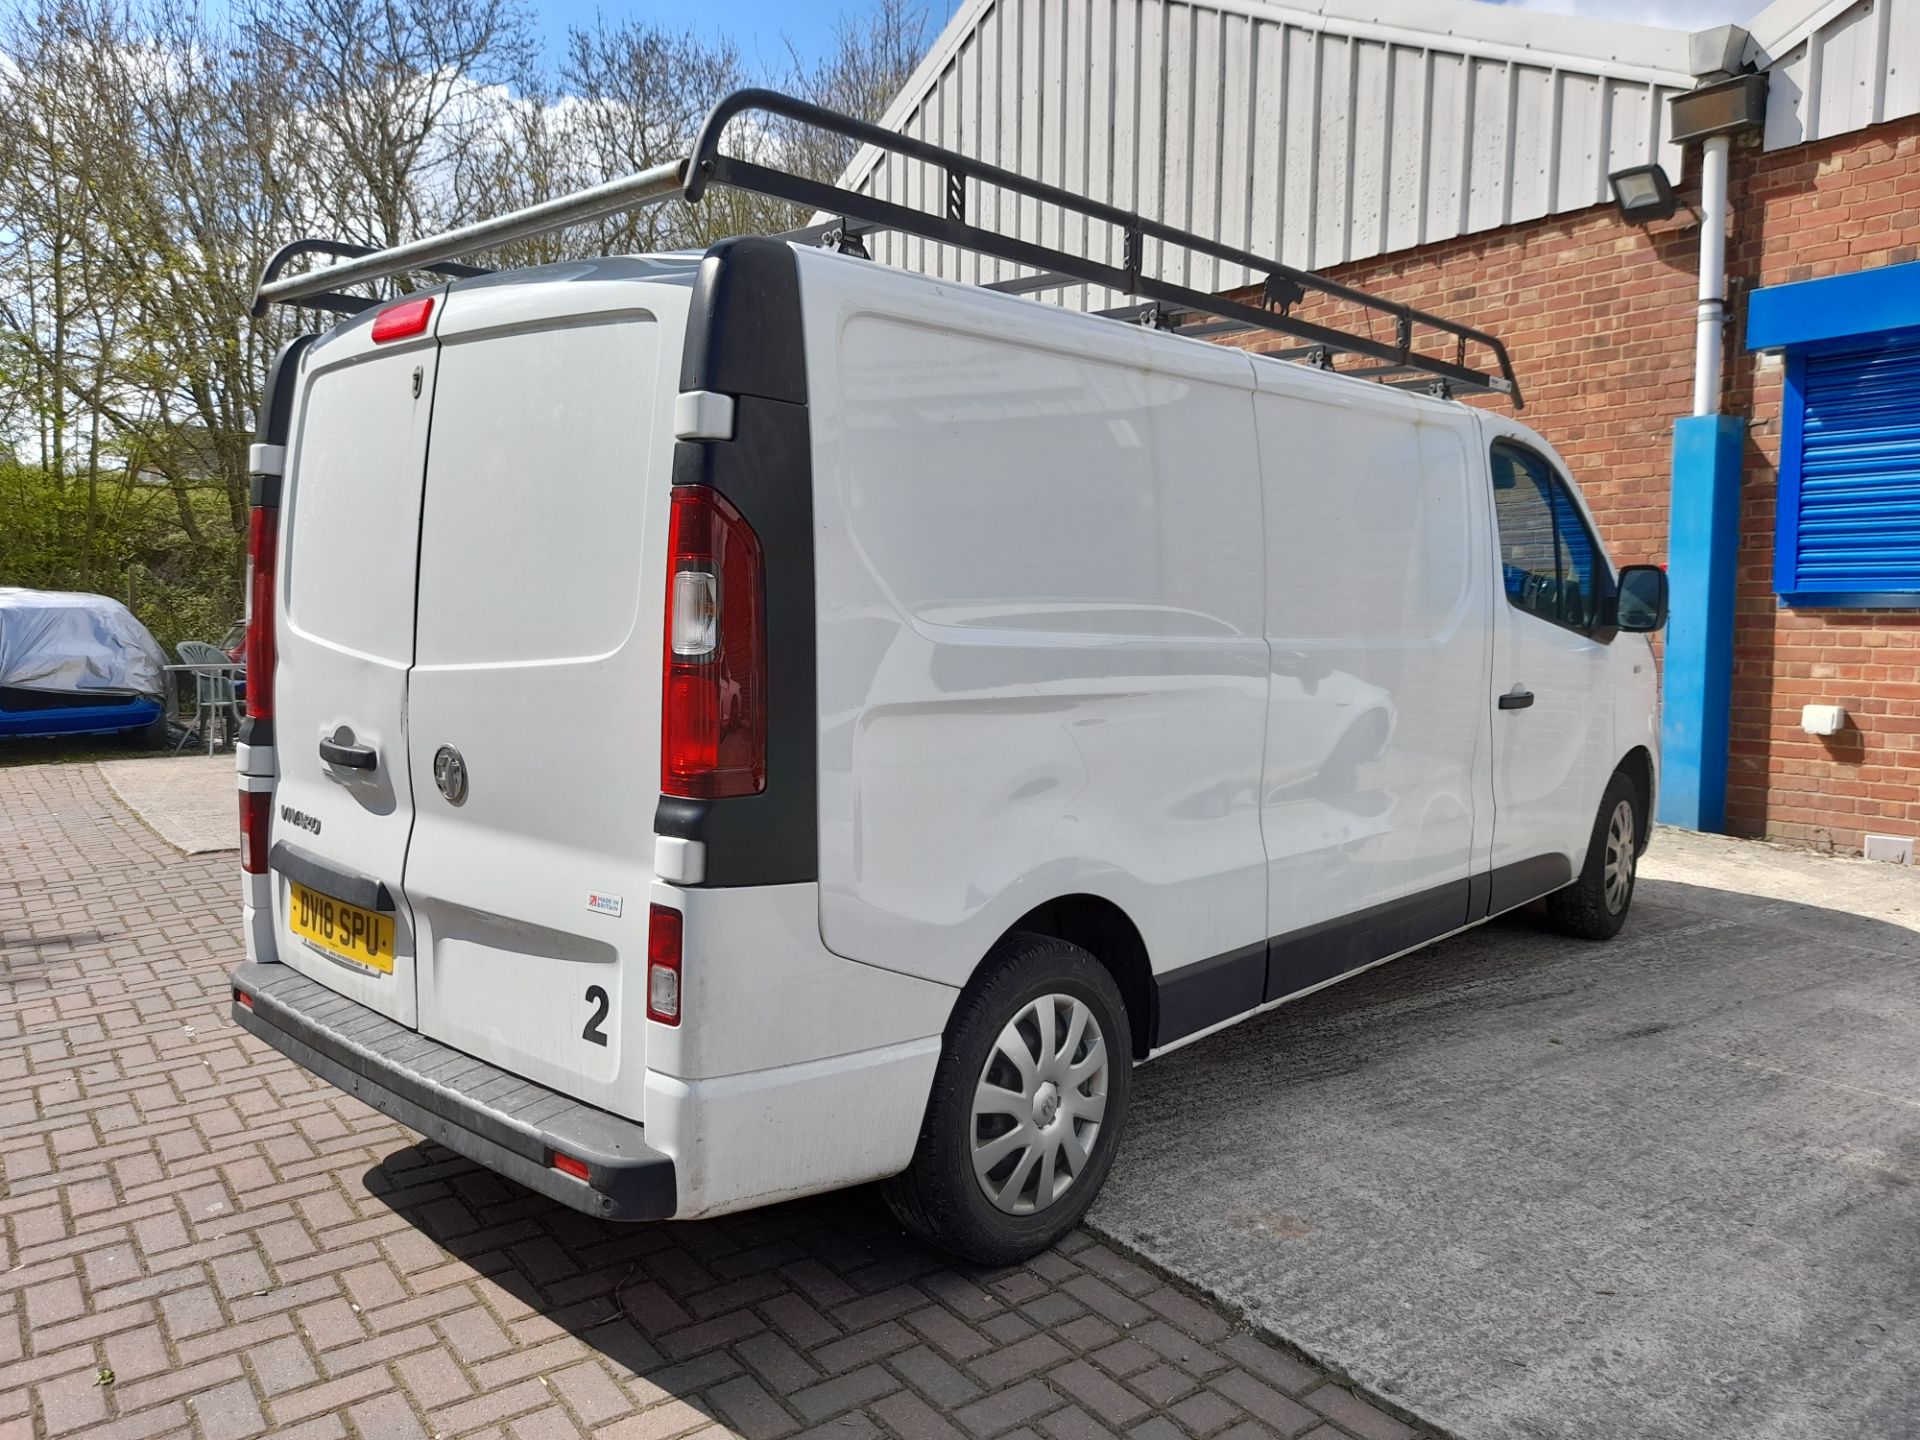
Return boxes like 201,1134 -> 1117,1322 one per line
253,87 -> 1521,406
253,239 -> 494,317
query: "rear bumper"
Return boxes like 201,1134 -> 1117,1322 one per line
230,961 -> 675,1220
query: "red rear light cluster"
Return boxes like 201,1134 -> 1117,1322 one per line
661,485 -> 767,798
371,295 -> 434,343
239,791 -> 270,875
647,904 -> 683,1026
244,505 -> 277,720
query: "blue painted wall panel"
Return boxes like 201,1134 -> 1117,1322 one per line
1659,415 -> 1745,833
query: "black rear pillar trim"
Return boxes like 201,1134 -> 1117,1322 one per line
659,236 -> 817,888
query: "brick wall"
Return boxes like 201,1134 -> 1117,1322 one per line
1223,109 -> 1920,853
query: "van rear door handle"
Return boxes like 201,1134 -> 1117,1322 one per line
1498,689 -> 1535,711
318,736 -> 378,769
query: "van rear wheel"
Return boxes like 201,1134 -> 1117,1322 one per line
884,933 -> 1131,1264
1545,771 -> 1642,941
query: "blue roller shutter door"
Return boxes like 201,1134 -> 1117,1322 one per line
1786,335 -> 1920,599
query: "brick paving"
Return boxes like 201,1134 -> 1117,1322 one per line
0,762 -> 1428,1440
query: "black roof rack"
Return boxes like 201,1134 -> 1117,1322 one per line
254,87 -> 1521,407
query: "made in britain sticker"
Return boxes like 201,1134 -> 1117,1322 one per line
586,892 -> 623,918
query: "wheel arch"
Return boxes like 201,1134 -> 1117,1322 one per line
1617,746 -> 1655,852
989,895 -> 1154,1060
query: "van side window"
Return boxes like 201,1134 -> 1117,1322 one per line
1489,442 -> 1602,633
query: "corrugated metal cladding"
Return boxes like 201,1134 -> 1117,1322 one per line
1788,337 -> 1920,593
847,0 -> 1693,302
1752,0 -> 1920,150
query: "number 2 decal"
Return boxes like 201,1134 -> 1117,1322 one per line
582,985 -> 610,1046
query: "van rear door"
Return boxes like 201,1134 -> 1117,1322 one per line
401,271 -> 687,1118
271,300 -> 441,1027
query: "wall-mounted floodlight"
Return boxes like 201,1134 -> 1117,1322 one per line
1608,164 -> 1678,224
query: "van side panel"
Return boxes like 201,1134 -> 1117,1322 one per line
804,252 -> 1270,995
1251,379 -> 1494,1001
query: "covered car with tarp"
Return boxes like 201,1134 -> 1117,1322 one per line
0,587 -> 169,743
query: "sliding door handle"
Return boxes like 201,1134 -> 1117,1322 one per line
1498,689 -> 1536,711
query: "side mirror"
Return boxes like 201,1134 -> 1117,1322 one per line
1613,565 -> 1668,632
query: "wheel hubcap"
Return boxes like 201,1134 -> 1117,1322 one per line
1603,799 -> 1636,914
971,994 -> 1110,1215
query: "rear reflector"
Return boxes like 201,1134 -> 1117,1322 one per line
550,1151 -> 590,1181
234,989 -> 253,1011
661,485 -> 766,798
244,505 -> 277,720
371,295 -> 434,343
647,904 -> 683,1025
240,790 -> 270,874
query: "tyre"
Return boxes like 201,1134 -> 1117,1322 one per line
1545,770 -> 1642,940
883,932 -> 1132,1264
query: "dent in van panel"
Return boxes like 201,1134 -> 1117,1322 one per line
1254,393 -> 1492,937
813,311 -> 1269,986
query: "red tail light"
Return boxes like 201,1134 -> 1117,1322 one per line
240,790 -> 270,874
371,295 -> 434,343
244,505 -> 277,720
647,904 -> 683,1026
661,485 -> 766,798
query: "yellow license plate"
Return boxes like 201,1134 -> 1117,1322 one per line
289,881 -> 394,974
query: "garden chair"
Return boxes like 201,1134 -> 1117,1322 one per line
175,640 -> 242,755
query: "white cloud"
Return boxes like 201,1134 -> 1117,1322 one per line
1478,0 -> 1765,26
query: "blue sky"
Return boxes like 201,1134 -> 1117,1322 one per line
529,0 -> 966,69
532,0 -> 1764,74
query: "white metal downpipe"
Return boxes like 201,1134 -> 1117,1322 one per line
1693,134 -> 1731,417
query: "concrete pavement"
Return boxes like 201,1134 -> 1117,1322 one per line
1090,828 -> 1920,1439
97,754 -> 239,855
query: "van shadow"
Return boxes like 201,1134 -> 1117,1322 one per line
358,1137 -> 1014,1428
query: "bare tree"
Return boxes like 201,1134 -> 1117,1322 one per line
242,0 -> 537,250
0,0 -> 932,645
793,0 -> 929,175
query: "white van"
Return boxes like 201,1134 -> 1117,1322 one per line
231,92 -> 1667,1263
